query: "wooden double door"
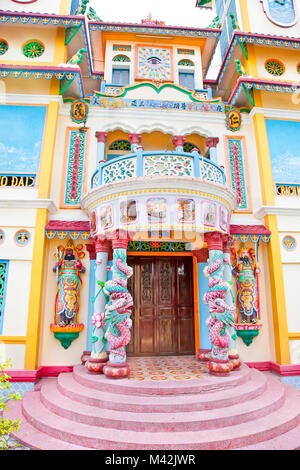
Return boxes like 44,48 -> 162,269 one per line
127,256 -> 195,356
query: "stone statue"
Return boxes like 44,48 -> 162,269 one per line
232,246 -> 259,324
53,242 -> 85,327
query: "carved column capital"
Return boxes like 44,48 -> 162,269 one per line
85,241 -> 96,260
95,131 -> 108,143
128,133 -> 142,145
172,135 -> 186,148
205,232 -> 224,251
206,137 -> 219,149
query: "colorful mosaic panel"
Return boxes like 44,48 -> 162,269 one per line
0,261 -> 9,333
128,241 -> 189,252
137,46 -> 171,81
177,49 -> 194,55
109,140 -> 131,151
112,55 -> 130,62
113,45 -> 131,51
227,138 -> 248,210
178,59 -> 194,67
64,130 -> 87,206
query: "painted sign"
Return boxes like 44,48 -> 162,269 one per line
91,95 -> 225,113
70,100 -> 89,124
0,174 -> 35,187
226,108 -> 242,131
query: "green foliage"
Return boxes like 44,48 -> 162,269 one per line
0,359 -> 22,450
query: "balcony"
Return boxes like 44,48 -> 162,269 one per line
91,151 -> 226,189
83,151 -> 236,239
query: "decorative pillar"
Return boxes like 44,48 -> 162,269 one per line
80,241 -> 96,364
103,231 -> 133,378
206,137 -> 219,164
223,235 -> 241,370
95,131 -> 108,170
193,249 -> 211,361
201,232 -> 236,376
85,238 -> 110,373
172,135 -> 186,152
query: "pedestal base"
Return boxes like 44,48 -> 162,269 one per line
229,354 -> 242,370
207,359 -> 234,376
196,348 -> 211,362
85,355 -> 108,374
103,361 -> 131,378
81,351 -> 91,365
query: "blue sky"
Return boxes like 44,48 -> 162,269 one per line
266,119 -> 300,184
0,105 -> 47,173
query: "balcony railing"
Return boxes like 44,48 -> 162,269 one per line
91,151 -> 226,189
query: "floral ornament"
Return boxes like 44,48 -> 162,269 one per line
0,40 -> 8,56
23,41 -> 44,58
265,59 -> 284,76
92,312 -> 105,329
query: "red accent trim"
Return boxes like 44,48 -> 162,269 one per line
172,135 -> 186,148
86,241 -> 96,260
128,133 -> 142,145
230,224 -> 271,235
45,220 -> 90,231
245,361 -> 300,376
95,238 -> 111,253
192,248 -> 209,263
11,0 -> 38,4
4,366 -> 73,382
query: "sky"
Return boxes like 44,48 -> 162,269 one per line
89,0 -> 214,28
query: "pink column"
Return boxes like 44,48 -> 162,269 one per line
128,133 -> 142,152
206,137 -> 219,164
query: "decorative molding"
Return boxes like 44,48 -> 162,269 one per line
228,77 -> 300,106
0,198 -> 57,213
255,205 -> 300,218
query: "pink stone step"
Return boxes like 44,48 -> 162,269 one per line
39,375 -> 285,432
6,399 -> 89,450
239,423 -> 300,450
16,385 -> 300,450
56,367 -> 267,413
72,363 -> 251,396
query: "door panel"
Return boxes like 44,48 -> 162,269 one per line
127,256 -> 194,356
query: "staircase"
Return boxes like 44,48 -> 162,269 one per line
5,363 -> 300,450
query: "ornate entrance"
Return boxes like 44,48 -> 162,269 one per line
127,256 -> 195,356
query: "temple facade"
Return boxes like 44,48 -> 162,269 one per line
0,0 -> 300,384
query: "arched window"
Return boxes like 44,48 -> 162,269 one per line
178,59 -> 194,67
107,139 -> 131,160
112,55 -> 130,62
183,142 -> 199,153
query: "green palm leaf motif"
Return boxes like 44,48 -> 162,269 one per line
23,41 -> 44,58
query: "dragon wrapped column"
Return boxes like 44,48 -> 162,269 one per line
103,235 -> 133,378
203,232 -> 236,376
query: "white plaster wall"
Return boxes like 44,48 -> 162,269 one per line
283,264 -> 300,332
0,343 -> 25,370
1,260 -> 32,336
289,340 -> 300,364
245,0 -> 300,37
0,26 -> 56,64
1,0 -> 64,15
